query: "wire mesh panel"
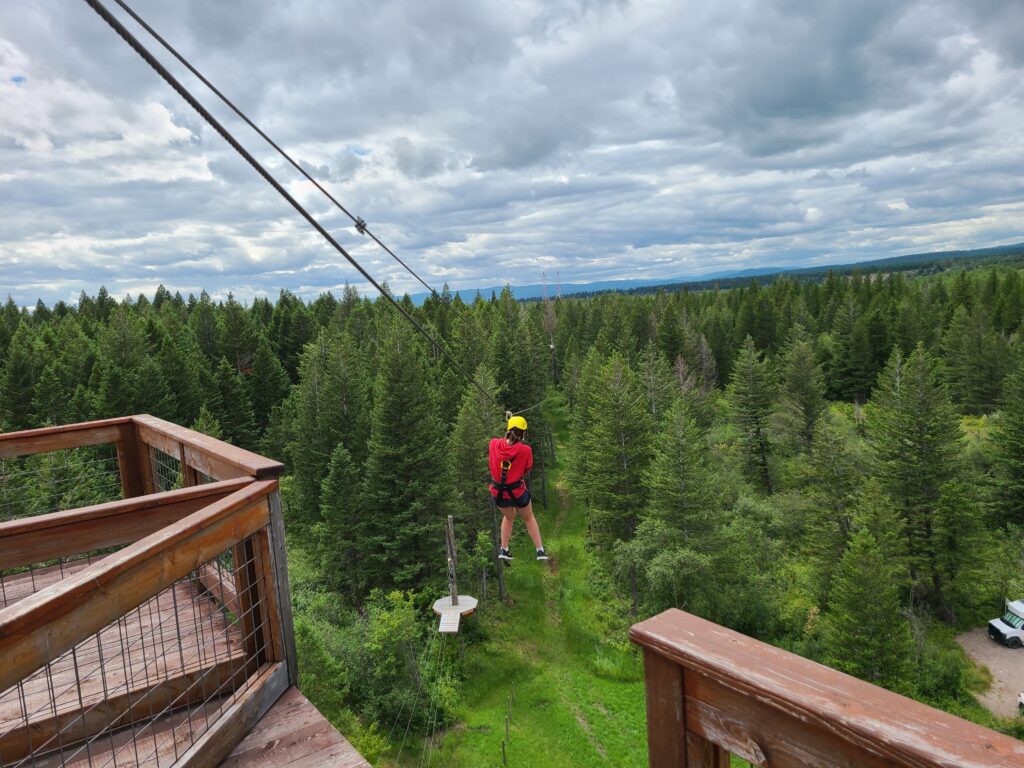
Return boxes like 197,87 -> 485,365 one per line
149,447 -> 183,494
0,447 -> 122,522
0,550 -> 124,611
0,529 -> 275,768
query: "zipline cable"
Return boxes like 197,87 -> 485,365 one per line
395,632 -> 447,766
373,631 -> 439,767
109,0 -> 445,304
109,0 -> 554,424
419,632 -> 453,768
82,0 -> 503,413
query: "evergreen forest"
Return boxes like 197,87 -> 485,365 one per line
3,258 -> 1024,762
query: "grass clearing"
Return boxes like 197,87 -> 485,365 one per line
400,401 -> 648,767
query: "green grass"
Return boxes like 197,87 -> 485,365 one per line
389,399 -> 648,767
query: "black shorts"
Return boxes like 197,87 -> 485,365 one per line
494,488 -> 531,509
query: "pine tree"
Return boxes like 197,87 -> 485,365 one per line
727,336 -> 777,493
249,334 -> 292,431
932,480 -> 996,625
961,307 -> 1011,414
221,293 -> 256,371
775,325 -> 825,452
831,296 -> 873,401
190,404 -> 224,440
867,344 -> 961,623
91,308 -> 173,418
1,324 -> 41,429
585,353 -> 652,542
448,364 -> 503,579
941,305 -> 970,405
289,328 -> 369,521
359,315 -> 448,590
585,353 -> 652,611
157,333 -> 206,426
822,528 -> 914,692
189,291 -> 221,361
211,358 -> 258,450
637,342 -> 675,421
643,399 -> 715,536
0,296 -> 21,359
314,443 -> 365,603
992,354 -> 1024,526
655,306 -> 684,362
568,346 -> 606,509
850,480 -> 909,589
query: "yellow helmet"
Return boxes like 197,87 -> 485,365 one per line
507,415 -> 528,432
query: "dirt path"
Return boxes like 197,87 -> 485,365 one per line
957,628 -> 1024,718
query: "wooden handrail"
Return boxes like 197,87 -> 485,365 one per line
133,414 -> 284,481
0,479 -> 276,695
0,417 -> 134,459
0,478 -> 251,570
630,609 -> 1024,767
0,417 -> 299,766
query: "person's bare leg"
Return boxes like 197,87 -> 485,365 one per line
519,503 -> 544,550
500,507 -> 516,549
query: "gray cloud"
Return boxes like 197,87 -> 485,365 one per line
0,0 -> 1022,306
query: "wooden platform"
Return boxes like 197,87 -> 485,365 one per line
0,559 -> 246,766
218,687 -> 368,768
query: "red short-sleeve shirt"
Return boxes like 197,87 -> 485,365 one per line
488,438 -> 533,498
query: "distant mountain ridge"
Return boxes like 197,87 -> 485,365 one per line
409,242 -> 1024,303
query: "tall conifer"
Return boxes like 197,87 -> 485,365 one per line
727,336 -> 777,493
359,316 -> 448,590
992,354 -> 1024,526
867,344 -> 961,622
822,528 -> 914,692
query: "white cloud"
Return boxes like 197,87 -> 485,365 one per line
0,0 -> 1022,305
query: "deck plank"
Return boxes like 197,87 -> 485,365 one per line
0,562 -> 247,765
218,687 -> 368,768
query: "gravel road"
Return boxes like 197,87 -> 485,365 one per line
957,628 -> 1024,718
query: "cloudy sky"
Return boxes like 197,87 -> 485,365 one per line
1,0 -> 1023,306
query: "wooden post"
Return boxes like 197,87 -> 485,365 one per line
538,453 -> 548,508
135,434 -> 156,496
267,490 -> 298,684
115,426 -> 145,498
489,498 -> 507,600
643,648 -> 687,767
179,441 -> 198,487
234,537 -> 264,674
446,514 -> 458,606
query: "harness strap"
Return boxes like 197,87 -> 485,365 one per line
492,459 -> 524,503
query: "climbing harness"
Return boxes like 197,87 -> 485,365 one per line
491,458 -> 526,507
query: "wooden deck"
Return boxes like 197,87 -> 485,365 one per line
219,687 -> 369,768
0,516 -> 367,768
0,557 -> 246,766
1,416 -> 366,768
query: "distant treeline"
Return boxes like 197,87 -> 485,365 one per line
552,242 -> 1024,299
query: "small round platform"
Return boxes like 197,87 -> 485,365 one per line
432,595 -> 478,616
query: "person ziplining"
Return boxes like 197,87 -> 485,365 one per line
490,416 -> 548,561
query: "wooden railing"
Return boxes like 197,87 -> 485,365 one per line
630,609 -> 1024,767
0,416 -> 296,767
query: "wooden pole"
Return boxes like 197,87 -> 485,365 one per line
446,514 -> 459,606
489,498 -> 507,600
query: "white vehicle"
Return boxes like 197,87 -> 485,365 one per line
1019,692 -> 1024,715
988,599 -> 1024,648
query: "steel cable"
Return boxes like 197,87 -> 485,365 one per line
82,0 -> 502,413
